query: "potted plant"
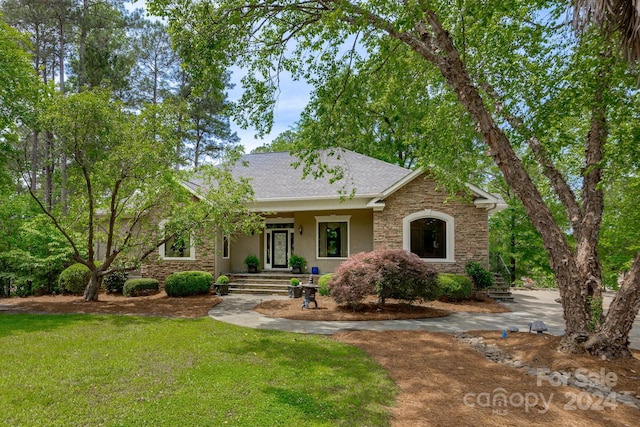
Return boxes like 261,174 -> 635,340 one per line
289,254 -> 307,274
288,277 -> 303,298
215,275 -> 230,295
244,255 -> 260,273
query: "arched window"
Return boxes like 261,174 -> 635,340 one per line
403,210 -> 455,262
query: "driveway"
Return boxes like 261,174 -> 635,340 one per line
208,288 -> 640,349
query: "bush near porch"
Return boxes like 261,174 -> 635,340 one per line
164,271 -> 213,297
328,249 -> 439,309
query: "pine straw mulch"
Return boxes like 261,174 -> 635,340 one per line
253,294 -> 511,321
2,293 -> 640,426
335,330 -> 640,427
0,292 -> 222,318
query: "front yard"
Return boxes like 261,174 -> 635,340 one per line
2,294 -> 640,426
0,313 -> 394,426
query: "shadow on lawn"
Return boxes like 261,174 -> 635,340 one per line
0,313 -> 163,339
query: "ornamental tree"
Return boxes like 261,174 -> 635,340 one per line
18,89 -> 261,301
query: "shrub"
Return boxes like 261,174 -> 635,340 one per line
58,263 -> 92,295
103,271 -> 128,294
437,274 -> 473,302
289,278 -> 300,286
164,271 -> 212,297
216,275 -> 229,284
329,249 -> 439,310
465,261 -> 495,289
318,273 -> 333,296
244,255 -> 260,268
123,278 -> 159,297
288,254 -> 307,269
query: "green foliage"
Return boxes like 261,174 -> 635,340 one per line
465,261 -> 494,290
216,275 -> 229,284
164,271 -> 212,297
318,273 -> 333,296
0,17 -> 40,135
0,315 -> 395,426
244,254 -> 260,267
58,264 -> 92,295
599,177 -> 640,289
103,271 -> 128,294
288,254 -> 307,268
0,198 -> 74,295
123,278 -> 159,297
437,274 -> 473,302
289,278 -> 300,286
588,296 -> 603,332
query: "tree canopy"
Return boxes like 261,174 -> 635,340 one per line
150,0 -> 640,358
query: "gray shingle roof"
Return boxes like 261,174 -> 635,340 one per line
185,149 -> 412,201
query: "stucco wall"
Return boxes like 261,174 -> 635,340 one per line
373,172 -> 489,274
294,209 -> 373,275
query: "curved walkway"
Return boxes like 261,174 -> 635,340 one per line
208,289 -> 640,349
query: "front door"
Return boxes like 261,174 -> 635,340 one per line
271,230 -> 289,268
265,228 -> 294,270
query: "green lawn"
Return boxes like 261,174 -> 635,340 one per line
0,314 -> 396,426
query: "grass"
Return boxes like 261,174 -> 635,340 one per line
0,314 -> 396,426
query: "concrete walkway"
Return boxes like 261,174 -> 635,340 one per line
208,289 -> 640,349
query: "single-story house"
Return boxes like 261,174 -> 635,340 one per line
141,149 -> 506,283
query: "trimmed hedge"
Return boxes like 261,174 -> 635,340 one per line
164,271 -> 212,297
58,263 -> 92,295
318,274 -> 333,296
123,278 -> 159,297
437,274 -> 473,302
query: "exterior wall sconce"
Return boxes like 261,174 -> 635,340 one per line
299,225 -> 303,235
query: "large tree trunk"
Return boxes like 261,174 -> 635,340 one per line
586,252 -> 640,358
388,10 -> 600,352
83,269 -> 102,301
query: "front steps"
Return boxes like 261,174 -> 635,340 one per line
224,273 -> 316,295
486,274 -> 514,302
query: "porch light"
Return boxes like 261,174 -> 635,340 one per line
299,225 -> 303,235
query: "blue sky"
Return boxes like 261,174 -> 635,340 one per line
227,70 -> 311,153
132,1 -> 309,153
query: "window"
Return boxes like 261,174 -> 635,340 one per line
160,222 -> 195,260
403,210 -> 454,262
222,235 -> 230,259
316,215 -> 350,258
410,218 -> 446,258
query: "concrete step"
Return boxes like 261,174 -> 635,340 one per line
228,282 -> 291,295
229,287 -> 289,295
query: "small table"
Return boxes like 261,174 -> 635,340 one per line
301,285 -> 318,309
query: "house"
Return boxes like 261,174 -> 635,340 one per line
141,149 -> 506,283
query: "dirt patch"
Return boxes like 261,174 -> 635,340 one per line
336,330 -> 640,427
0,292 -> 221,318
253,295 -> 509,321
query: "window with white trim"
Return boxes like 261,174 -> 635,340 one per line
159,222 -> 195,260
403,210 -> 454,262
222,235 -> 230,259
316,215 -> 350,258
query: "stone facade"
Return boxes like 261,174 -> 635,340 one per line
141,239 -> 216,286
373,172 -> 489,274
